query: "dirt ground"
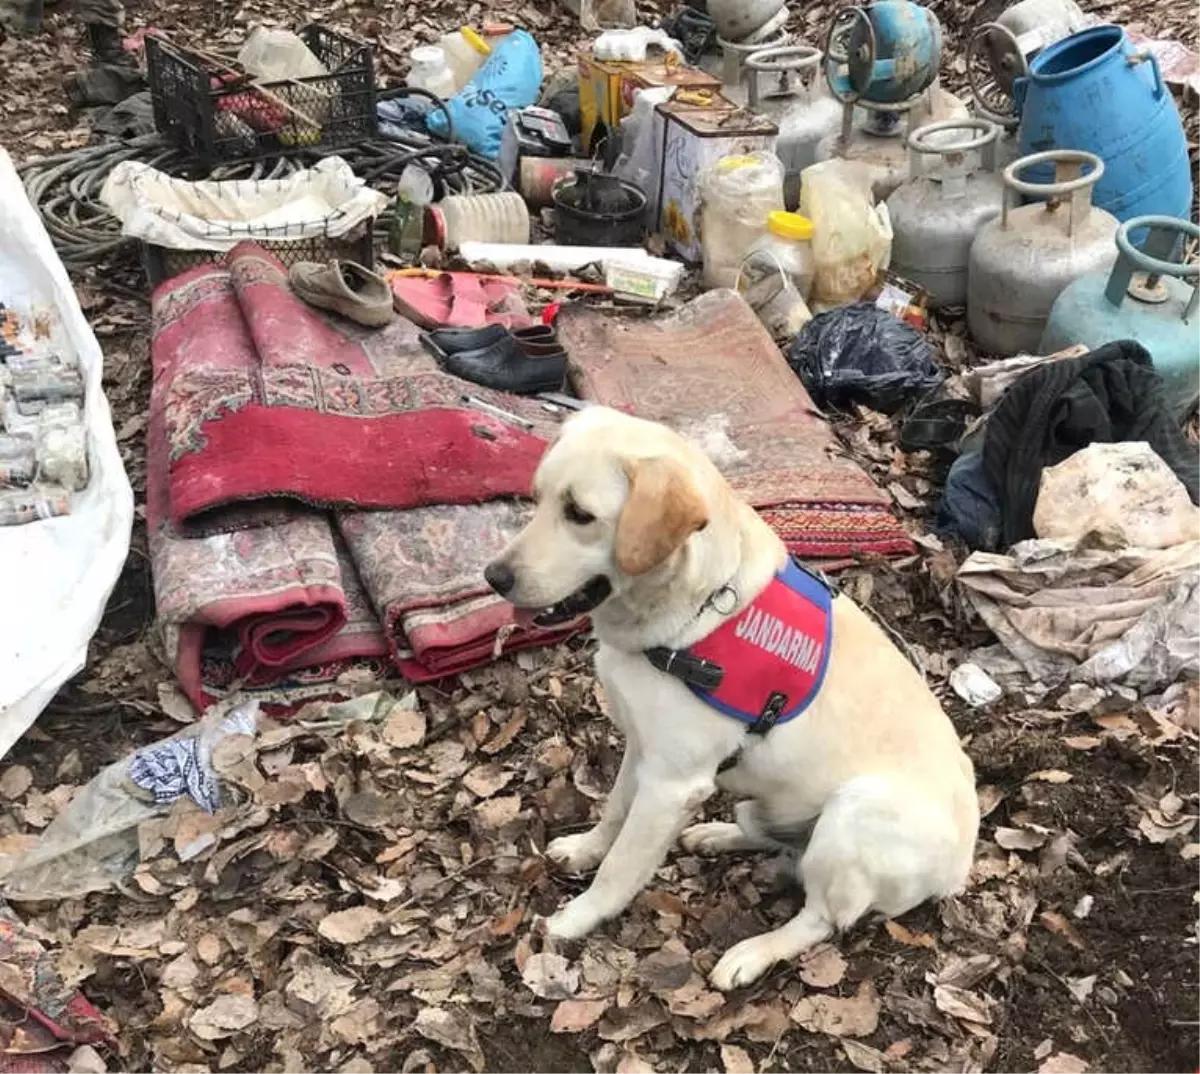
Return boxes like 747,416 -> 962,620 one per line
0,0 -> 1197,1072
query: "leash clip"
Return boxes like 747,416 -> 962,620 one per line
750,691 -> 788,736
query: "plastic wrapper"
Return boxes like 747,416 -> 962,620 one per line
426,30 -> 543,159
788,302 -> 943,414
0,433 -> 35,486
0,701 -> 260,901
697,151 -> 785,290
798,158 -> 892,310
36,417 -> 88,491
0,488 -> 71,526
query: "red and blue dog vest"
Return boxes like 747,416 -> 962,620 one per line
646,558 -> 834,733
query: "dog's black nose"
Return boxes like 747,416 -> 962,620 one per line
484,561 -> 515,596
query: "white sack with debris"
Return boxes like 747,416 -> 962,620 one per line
957,442 -> 1200,693
100,156 -> 387,252
0,148 -> 133,760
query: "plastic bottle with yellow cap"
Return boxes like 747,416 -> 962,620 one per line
746,210 -> 816,301
437,27 -> 491,92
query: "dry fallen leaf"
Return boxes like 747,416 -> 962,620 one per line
1039,1052 -> 1089,1073
933,984 -> 992,1024
382,704 -> 426,748
798,944 -> 848,988
188,994 -> 259,1041
414,1006 -> 484,1071
842,1039 -> 888,1073
615,1054 -> 655,1074
885,920 -> 936,948
1062,735 -> 1102,751
720,1043 -> 755,1074
476,795 -> 522,828
995,826 -> 1050,851
1066,975 -> 1096,1003
790,980 -> 880,1038
1138,811 -> 1197,844
1026,769 -> 1073,784
552,998 -> 609,1033
318,906 -> 385,945
1040,910 -> 1086,950
521,952 -> 580,999
977,785 -> 1005,818
0,764 -> 33,800
463,762 -> 514,798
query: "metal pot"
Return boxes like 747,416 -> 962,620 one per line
887,118 -> 1004,308
744,44 -> 844,208
967,149 -> 1119,355
1040,215 -> 1200,418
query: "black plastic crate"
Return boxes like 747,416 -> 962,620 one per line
146,25 -> 378,166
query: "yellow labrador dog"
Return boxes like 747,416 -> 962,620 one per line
485,406 -> 978,990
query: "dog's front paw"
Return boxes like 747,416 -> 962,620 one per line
545,895 -> 602,941
546,830 -> 607,873
709,935 -> 780,992
680,821 -> 744,855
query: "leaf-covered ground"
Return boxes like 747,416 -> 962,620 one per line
0,0 -> 1196,1071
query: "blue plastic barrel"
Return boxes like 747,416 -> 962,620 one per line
1014,25 -> 1192,227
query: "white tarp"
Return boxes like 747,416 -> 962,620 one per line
100,156 -> 387,251
0,147 -> 134,758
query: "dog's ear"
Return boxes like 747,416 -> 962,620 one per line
614,456 -> 709,576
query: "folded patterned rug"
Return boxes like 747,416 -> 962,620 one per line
155,242 -> 551,535
338,502 -> 580,683
558,289 -> 913,562
149,243 -> 571,704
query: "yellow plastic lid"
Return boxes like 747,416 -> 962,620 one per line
716,154 -> 757,173
767,211 -> 814,241
461,27 -> 491,55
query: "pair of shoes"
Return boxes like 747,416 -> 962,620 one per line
288,260 -> 394,328
421,324 -> 567,395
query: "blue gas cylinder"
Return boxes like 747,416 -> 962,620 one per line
1014,25 -> 1193,228
825,2 -> 942,104
1040,216 -> 1200,420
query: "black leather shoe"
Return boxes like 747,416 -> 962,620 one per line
422,324 -> 508,357
443,335 -> 567,395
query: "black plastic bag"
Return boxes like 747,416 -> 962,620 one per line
787,303 -> 942,414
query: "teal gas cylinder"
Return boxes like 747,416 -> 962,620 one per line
1040,215 -> 1199,419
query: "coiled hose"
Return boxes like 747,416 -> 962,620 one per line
16,112 -> 506,268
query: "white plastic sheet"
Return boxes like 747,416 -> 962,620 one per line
0,147 -> 134,759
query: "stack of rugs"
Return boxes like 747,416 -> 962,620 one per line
148,245 -> 911,710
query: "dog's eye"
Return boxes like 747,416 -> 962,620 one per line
563,498 -> 595,526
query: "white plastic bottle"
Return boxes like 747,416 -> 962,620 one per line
408,46 -> 457,99
437,27 -> 491,91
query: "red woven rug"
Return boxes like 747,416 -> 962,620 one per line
154,242 -> 549,535
558,290 -> 913,561
149,244 -> 575,702
338,502 -> 580,683
0,906 -> 113,1073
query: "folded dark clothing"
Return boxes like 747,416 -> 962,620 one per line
981,339 -> 1199,548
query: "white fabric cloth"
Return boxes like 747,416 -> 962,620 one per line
100,156 -> 387,251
